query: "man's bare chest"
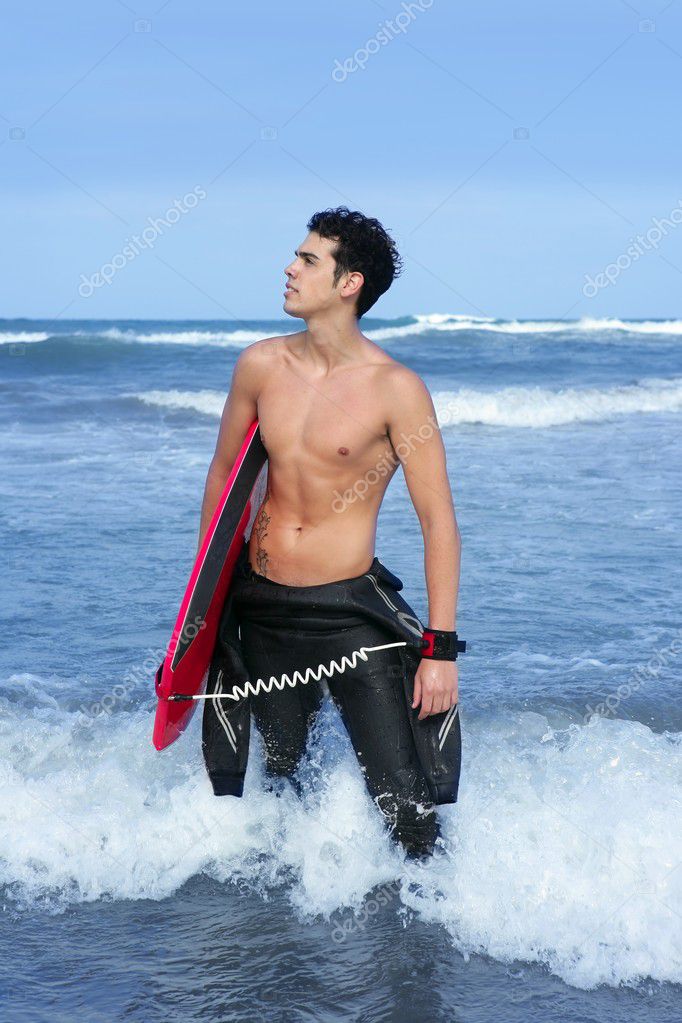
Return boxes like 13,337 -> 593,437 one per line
257,372 -> 391,469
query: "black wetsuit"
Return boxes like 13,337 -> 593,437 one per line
202,539 -> 462,857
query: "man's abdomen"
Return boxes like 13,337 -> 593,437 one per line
247,509 -> 378,586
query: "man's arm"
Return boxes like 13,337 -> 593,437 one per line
386,366 -> 462,717
195,343 -> 264,554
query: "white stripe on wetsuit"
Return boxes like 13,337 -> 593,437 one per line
438,704 -> 459,750
363,573 -> 424,638
214,669 -> 237,753
365,570 -> 457,741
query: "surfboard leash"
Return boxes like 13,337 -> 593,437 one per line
166,641 -> 408,703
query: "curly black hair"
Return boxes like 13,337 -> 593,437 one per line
306,206 -> 403,319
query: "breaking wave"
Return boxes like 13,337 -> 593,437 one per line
133,377 -> 682,428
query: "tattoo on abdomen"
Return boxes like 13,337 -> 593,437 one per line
254,487 -> 271,576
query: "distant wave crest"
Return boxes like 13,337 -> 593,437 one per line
82,327 -> 282,346
371,313 -> 682,338
3,316 -> 682,345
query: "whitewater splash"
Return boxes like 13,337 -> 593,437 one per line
1,679 -> 681,990
134,377 -> 682,428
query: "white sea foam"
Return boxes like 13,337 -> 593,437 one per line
133,377 -> 682,428
398,314 -> 682,337
82,327 -> 288,347
1,681 -> 680,990
4,317 -> 682,346
134,388 -> 226,416
432,377 -> 682,427
575,317 -> 682,335
105,316 -> 682,342
0,331 -> 50,344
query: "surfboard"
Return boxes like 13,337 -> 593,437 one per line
153,419 -> 268,751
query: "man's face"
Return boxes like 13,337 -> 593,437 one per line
283,231 -> 350,318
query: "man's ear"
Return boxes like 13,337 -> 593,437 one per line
342,271 -> 364,299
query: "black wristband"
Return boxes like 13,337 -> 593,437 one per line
420,628 -> 466,661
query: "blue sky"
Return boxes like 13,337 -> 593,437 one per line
2,0 -> 682,320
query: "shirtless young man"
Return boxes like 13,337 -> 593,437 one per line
198,207 -> 463,857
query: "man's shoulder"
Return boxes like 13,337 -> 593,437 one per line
363,352 -> 433,433
229,336 -> 293,400
234,333 -> 301,383
371,352 -> 429,400
238,333 -> 300,364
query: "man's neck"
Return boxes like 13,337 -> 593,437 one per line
300,312 -> 367,371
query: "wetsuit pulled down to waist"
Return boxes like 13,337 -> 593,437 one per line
201,540 -> 462,856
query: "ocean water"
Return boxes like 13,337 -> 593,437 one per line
1,314 -> 681,1022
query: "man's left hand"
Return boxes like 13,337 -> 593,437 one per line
412,659 -> 458,720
